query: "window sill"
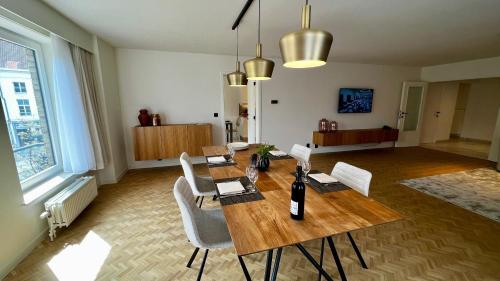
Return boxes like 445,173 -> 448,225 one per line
23,173 -> 77,205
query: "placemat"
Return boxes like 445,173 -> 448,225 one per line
215,177 -> 265,206
290,170 -> 351,194
268,154 -> 294,160
206,155 -> 237,168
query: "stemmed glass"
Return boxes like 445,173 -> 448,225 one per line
227,144 -> 235,161
301,161 -> 311,183
246,166 -> 258,192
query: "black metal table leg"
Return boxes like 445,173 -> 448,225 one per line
347,232 -> 368,269
295,244 -> 334,281
187,247 -> 200,268
196,249 -> 209,281
270,248 -> 283,281
318,238 -> 325,281
264,250 -> 273,281
326,237 -> 347,281
238,255 -> 252,281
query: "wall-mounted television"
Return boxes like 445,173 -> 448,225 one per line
338,88 -> 374,113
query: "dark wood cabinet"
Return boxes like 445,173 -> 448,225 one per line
312,128 -> 399,146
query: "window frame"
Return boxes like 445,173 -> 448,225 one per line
0,28 -> 63,191
13,81 -> 27,93
17,98 -> 32,116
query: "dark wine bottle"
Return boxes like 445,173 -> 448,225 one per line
290,165 -> 306,220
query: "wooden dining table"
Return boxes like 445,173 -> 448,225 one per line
203,145 -> 403,281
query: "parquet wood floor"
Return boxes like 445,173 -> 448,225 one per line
420,139 -> 491,160
4,147 -> 500,281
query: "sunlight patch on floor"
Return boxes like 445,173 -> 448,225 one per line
48,231 -> 111,281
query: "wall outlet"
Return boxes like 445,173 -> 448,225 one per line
213,113 -> 219,117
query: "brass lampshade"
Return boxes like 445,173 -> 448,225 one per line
244,43 -> 274,80
227,27 -> 247,87
227,61 -> 247,87
243,0 -> 274,80
279,3 -> 333,68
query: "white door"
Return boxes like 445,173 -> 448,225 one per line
396,82 -> 428,147
420,83 -> 442,143
421,82 -> 459,143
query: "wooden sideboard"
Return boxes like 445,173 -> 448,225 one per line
133,123 -> 212,160
312,128 -> 399,146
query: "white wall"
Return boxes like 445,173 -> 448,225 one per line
262,62 -> 420,152
461,78 -> 500,141
0,0 -> 93,51
117,48 -> 421,169
117,49 -> 236,169
0,103 -> 53,279
421,56 -> 500,82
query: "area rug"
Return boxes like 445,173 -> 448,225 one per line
401,168 -> 500,223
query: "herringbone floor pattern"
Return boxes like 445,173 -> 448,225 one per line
4,147 -> 500,281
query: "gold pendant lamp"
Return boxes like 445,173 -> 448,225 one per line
279,0 -> 333,68
227,27 -> 247,87
244,0 -> 274,80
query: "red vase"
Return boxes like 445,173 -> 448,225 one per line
138,109 -> 150,126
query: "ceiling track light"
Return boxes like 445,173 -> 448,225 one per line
244,0 -> 274,80
227,27 -> 248,87
279,0 -> 333,68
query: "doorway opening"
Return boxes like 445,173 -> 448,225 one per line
419,78 -> 500,160
221,75 -> 249,144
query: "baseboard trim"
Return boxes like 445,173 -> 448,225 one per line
447,136 -> 492,144
0,226 -> 48,280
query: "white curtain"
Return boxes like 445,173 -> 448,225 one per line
70,45 -> 108,170
51,34 -> 96,173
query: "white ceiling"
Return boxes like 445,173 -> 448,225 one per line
43,0 -> 500,66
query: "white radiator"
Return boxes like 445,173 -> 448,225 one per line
40,176 -> 98,241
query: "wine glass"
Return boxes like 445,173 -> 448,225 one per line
227,144 -> 235,160
301,161 -> 311,183
246,166 -> 258,192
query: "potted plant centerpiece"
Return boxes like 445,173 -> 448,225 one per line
256,144 -> 275,171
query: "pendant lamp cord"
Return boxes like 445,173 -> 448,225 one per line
236,27 -> 239,63
258,0 -> 261,44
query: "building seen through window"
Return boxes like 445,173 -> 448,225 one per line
0,39 -> 56,182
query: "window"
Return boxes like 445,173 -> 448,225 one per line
13,81 -> 27,93
0,34 -> 60,189
17,99 -> 31,116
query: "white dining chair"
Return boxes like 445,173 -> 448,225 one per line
331,161 -> 372,197
173,176 -> 251,281
180,152 -> 217,208
289,144 -> 312,163
318,162 -> 372,281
